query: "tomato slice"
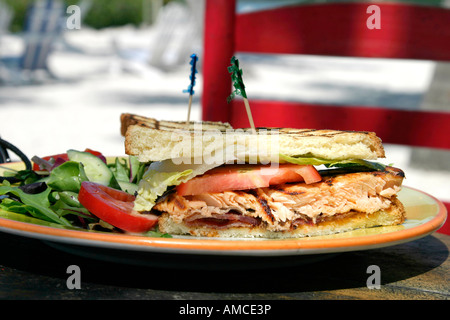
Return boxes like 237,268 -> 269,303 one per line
32,153 -> 69,171
84,148 -> 107,164
176,164 -> 322,196
78,181 -> 158,233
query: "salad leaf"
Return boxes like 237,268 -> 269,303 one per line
0,185 -> 71,226
145,230 -> 172,238
50,190 -> 94,221
1,168 -> 43,185
110,157 -> 129,182
129,155 -> 145,183
107,156 -> 145,194
0,209 -> 78,229
46,161 -> 89,192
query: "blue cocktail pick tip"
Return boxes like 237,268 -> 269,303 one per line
183,53 -> 198,95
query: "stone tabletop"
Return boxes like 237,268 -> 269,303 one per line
0,230 -> 448,300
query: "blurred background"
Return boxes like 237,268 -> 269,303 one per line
0,0 -> 449,209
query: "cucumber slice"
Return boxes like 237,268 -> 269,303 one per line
67,149 -> 113,186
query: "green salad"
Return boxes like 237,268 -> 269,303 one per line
0,149 -> 169,237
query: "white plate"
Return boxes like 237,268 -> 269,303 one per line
0,162 -> 447,268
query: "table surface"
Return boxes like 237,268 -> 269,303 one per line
0,230 -> 448,300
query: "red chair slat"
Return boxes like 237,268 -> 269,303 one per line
202,0 -> 450,234
235,3 -> 450,60
229,100 -> 450,150
439,202 -> 450,234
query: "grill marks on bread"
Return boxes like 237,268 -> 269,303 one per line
120,113 -> 232,136
121,113 -> 386,162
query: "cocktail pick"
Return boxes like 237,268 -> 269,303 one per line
183,53 -> 198,128
227,56 -> 256,134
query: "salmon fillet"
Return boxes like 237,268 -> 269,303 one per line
153,167 -> 405,233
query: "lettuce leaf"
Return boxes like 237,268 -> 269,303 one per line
279,154 -> 336,166
279,154 -> 386,171
133,154 -> 386,212
134,169 -> 192,212
133,159 -> 224,212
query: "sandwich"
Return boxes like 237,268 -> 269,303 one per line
121,113 -> 405,238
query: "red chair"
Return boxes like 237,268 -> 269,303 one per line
201,0 -> 450,234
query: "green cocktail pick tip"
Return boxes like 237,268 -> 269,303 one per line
227,56 -> 247,102
227,56 -> 256,134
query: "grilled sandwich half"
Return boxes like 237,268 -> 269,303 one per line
121,113 -> 405,238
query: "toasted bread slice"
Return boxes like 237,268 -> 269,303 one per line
122,114 -> 385,163
158,196 -> 405,238
120,113 -> 232,136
